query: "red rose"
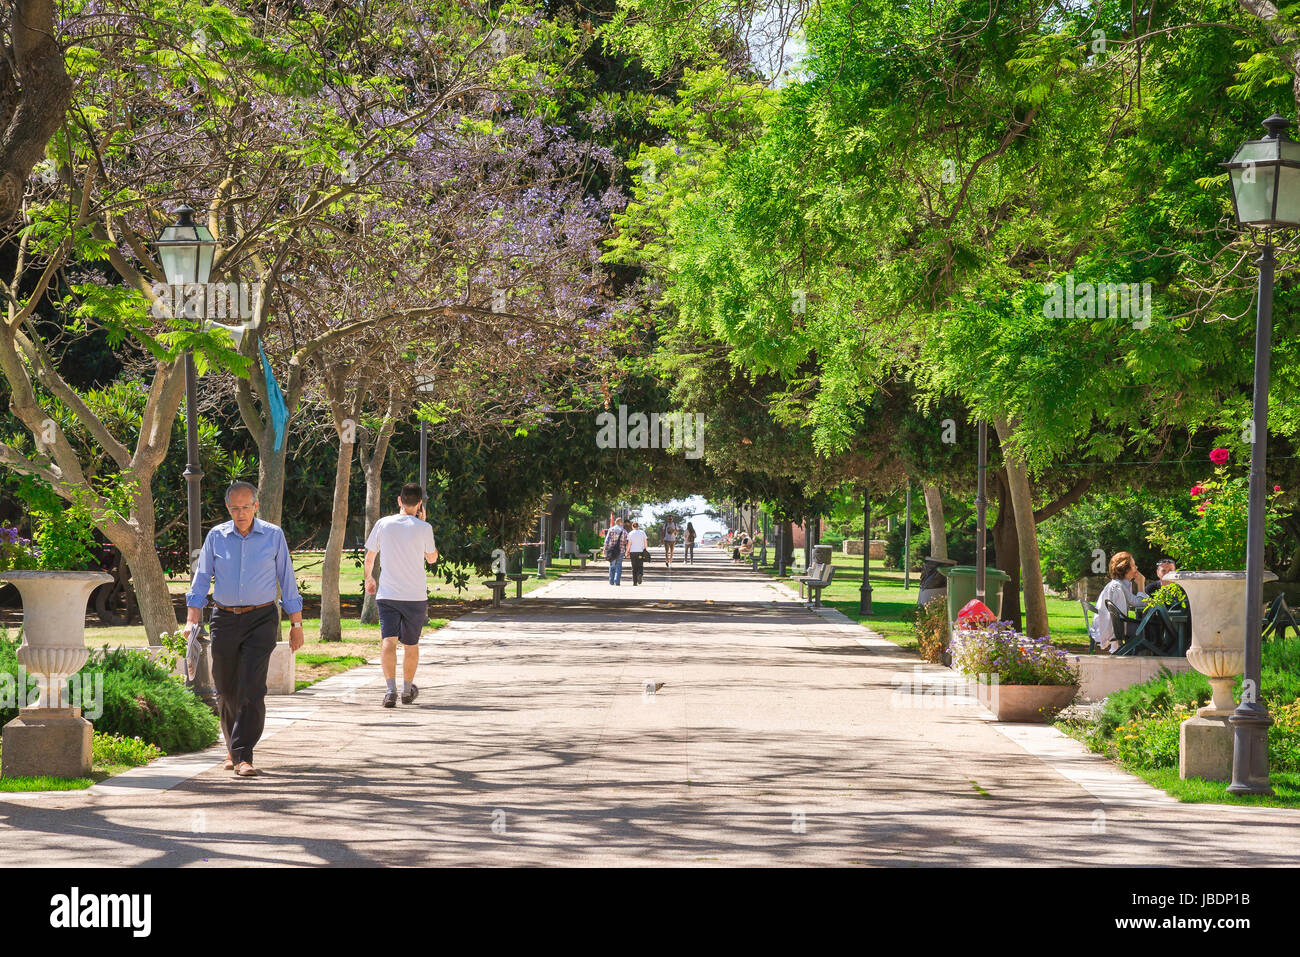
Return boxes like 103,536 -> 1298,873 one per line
1197,503 -> 1207,513
1190,485 -> 1204,497
1210,448 -> 1230,465
1275,485 -> 1282,493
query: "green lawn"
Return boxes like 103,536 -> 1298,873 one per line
1132,768 -> 1300,809
763,554 -> 1092,651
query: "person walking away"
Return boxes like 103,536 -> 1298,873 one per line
365,482 -> 439,707
186,481 -> 304,778
1089,551 -> 1149,654
604,518 -> 628,585
663,519 -> 678,566
684,522 -> 696,564
627,521 -> 649,585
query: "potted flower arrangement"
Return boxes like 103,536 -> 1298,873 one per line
949,609 -> 1078,722
1145,448 -> 1284,715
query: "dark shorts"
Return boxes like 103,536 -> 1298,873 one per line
377,599 -> 428,645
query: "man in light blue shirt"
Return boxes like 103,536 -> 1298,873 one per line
186,481 -> 304,777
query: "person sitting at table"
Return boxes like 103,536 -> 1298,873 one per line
1145,557 -> 1177,600
1089,551 -> 1149,654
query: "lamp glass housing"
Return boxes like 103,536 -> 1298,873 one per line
157,207 -> 217,286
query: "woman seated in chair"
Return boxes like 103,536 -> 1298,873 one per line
732,533 -> 751,562
1089,551 -> 1149,654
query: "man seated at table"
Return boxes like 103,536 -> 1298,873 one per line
1144,558 -> 1177,600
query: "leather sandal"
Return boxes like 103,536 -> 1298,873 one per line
223,755 -> 235,771
235,762 -> 260,777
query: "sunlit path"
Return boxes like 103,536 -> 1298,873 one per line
2,549 -> 1297,867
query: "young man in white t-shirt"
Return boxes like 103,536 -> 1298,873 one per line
626,521 -> 649,585
364,482 -> 438,707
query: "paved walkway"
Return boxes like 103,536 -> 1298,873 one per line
2,548 -> 1298,866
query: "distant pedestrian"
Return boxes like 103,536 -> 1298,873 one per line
627,521 -> 649,585
365,482 -> 438,708
684,522 -> 696,564
186,481 -> 304,778
663,518 -> 678,566
604,518 -> 628,585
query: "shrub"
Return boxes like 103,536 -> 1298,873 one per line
1146,451 -> 1284,572
1271,701 -> 1300,773
92,732 -> 164,767
883,526 -> 928,572
1113,706 -> 1188,769
949,622 -> 1077,686
0,636 -> 218,755
914,596 -> 948,664
1095,668 -> 1212,738
92,647 -> 220,754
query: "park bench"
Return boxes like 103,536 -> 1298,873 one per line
482,577 -> 509,607
799,562 -> 835,608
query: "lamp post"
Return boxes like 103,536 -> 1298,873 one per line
1221,114 -> 1300,794
156,205 -> 217,710
760,511 -> 769,566
859,491 -> 872,615
903,480 -> 912,590
413,374 -> 436,498
975,420 -> 988,605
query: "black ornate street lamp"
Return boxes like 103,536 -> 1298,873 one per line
975,421 -> 988,605
156,204 -> 218,710
156,205 -> 217,574
1220,114 -> 1300,794
859,491 -> 872,615
414,374 -> 436,498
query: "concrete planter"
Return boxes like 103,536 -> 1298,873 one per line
2,570 -> 110,708
1068,654 -> 1195,702
1166,570 -> 1275,716
1,570 -> 110,779
976,682 -> 1078,722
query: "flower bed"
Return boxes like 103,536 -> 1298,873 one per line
949,621 -> 1077,687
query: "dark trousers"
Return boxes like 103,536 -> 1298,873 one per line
684,542 -> 694,563
210,604 -> 278,765
630,551 -> 646,584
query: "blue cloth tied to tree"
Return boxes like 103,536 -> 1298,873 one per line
259,342 -> 288,452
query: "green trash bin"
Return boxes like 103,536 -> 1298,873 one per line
941,565 -> 1011,624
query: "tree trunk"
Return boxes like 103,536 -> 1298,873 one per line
991,469 -> 1021,630
922,482 -> 947,559
358,454 -> 385,625
994,417 -> 1049,638
257,432 -> 289,528
319,429 -> 356,642
357,410 -> 398,626
121,537 -> 180,644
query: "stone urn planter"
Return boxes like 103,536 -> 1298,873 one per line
1,570 -> 110,779
975,682 -> 1078,722
1166,570 -> 1274,716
